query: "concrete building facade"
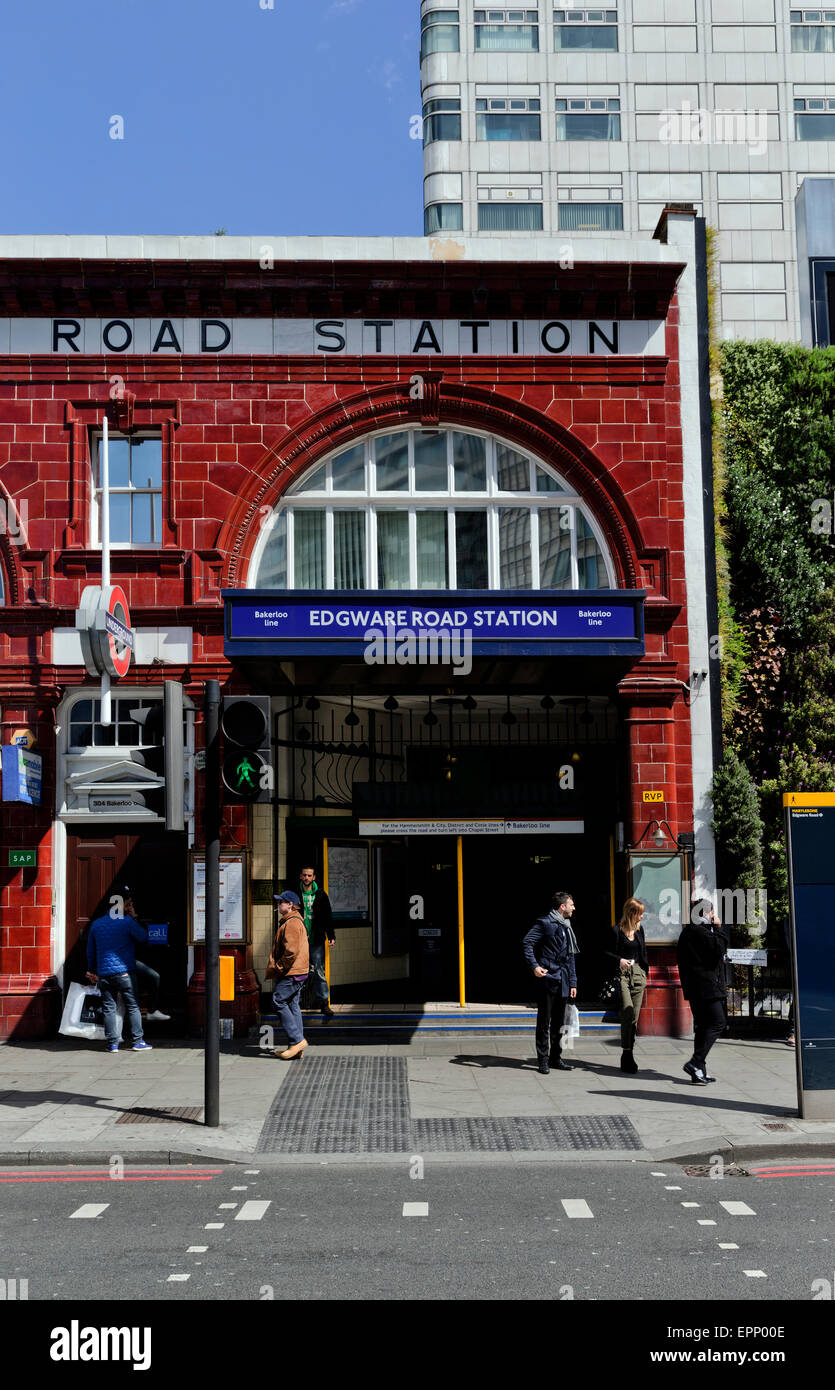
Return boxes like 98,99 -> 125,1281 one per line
420,0 -> 835,342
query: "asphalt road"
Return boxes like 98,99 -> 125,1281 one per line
0,1158 -> 833,1303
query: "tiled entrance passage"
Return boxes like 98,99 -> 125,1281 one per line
256,1058 -> 642,1154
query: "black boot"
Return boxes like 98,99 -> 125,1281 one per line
538,1058 -> 550,1075
620,1050 -> 638,1073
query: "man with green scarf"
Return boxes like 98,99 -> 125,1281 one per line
299,865 -> 336,1020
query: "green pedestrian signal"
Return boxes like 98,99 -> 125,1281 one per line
220,695 -> 273,804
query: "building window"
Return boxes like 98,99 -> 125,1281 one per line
556,97 -> 621,140
554,9 -> 618,50
474,9 -> 540,51
558,202 -> 623,230
423,98 -> 462,144
421,8 -> 460,57
251,428 -> 615,592
91,433 -> 162,547
478,202 -> 544,229
794,96 -> 835,138
791,10 -> 835,50
68,696 -> 163,750
476,98 -> 541,140
424,202 -> 464,233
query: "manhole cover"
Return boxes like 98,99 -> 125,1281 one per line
682,1164 -> 750,1177
116,1106 -> 203,1124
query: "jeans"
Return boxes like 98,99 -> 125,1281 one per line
134,959 -> 161,1012
619,963 -> 647,1051
534,982 -> 568,1062
308,939 -> 330,1008
272,977 -> 305,1046
691,997 -> 727,1071
99,972 -> 143,1046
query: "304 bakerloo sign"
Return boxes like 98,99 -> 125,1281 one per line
0,317 -> 666,357
75,585 -> 134,678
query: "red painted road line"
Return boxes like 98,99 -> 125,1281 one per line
749,1167 -> 835,1177
0,1171 -> 223,1183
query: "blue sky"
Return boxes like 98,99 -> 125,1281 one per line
0,0 -> 424,236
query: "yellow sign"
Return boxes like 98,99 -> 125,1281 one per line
219,955 -> 235,1001
783,791 -> 835,807
642,790 -> 664,803
11,728 -> 36,749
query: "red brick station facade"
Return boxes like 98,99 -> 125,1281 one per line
0,219 -> 718,1039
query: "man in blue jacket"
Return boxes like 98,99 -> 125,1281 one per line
523,890 -> 579,1075
85,886 -> 152,1053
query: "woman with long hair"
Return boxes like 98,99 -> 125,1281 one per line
604,897 -> 649,1074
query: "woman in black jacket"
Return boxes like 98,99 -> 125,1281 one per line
604,897 -> 649,1074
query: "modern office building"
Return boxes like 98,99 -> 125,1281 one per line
419,1 -> 835,341
0,218 -> 717,1036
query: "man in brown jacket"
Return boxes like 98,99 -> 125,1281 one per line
271,890 -> 310,1060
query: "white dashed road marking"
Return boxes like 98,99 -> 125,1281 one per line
218,1203 -> 237,1210
665,1186 -> 682,1191
167,1274 -> 190,1282
744,1270 -> 767,1278
681,1202 -> 700,1208
561,1199 -> 594,1219
651,1172 -> 666,1177
235,1201 -> 271,1221
403,1202 -> 429,1217
698,1220 -> 717,1226
231,1186 -> 248,1191
69,1204 -> 109,1219
244,1170 -> 260,1175
188,1246 -> 208,1253
720,1201 -> 756,1216
719,1243 -> 739,1250
205,1222 -> 224,1229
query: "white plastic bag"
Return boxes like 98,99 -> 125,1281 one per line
59,982 -> 124,1042
564,1003 -> 580,1040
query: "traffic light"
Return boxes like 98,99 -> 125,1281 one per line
221,695 -> 272,803
130,680 -> 185,830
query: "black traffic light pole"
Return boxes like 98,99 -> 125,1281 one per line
204,680 -> 221,1128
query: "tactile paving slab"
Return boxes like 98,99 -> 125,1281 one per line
412,1115 -> 642,1152
256,1057 -> 642,1154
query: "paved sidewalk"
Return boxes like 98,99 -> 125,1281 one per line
0,1032 -> 830,1165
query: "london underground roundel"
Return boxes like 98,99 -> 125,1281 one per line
75,584 -> 135,679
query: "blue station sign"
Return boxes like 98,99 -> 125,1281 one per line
223,590 -> 645,659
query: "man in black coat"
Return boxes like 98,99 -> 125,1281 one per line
522,890 -> 579,1075
676,898 -> 729,1084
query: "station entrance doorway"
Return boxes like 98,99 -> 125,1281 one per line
282,692 -> 625,1006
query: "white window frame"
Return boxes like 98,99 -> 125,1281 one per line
250,427 -> 616,593
90,430 -> 164,549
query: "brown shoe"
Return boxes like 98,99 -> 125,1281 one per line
275,1038 -> 308,1060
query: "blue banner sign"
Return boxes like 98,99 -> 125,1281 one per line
147,923 -> 169,945
223,590 -> 644,659
1,746 -> 43,806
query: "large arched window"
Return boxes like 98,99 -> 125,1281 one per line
250,427 -> 616,591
